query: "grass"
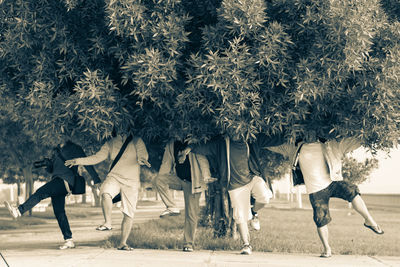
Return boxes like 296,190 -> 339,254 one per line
0,203 -> 101,230
105,196 -> 400,256
0,217 -> 46,230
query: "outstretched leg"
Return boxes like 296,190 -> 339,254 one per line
351,195 -> 383,234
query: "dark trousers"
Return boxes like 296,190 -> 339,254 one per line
18,177 -> 72,240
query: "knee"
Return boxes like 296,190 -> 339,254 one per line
101,193 -> 112,201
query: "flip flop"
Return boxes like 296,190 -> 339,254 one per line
320,252 -> 332,258
364,223 -> 384,235
96,225 -> 112,231
117,245 -> 134,251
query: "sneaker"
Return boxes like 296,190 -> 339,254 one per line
59,239 -> 75,250
250,215 -> 260,231
240,244 -> 252,255
4,201 -> 21,219
160,208 -> 180,217
183,244 -> 194,252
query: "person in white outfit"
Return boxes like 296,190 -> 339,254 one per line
65,133 -> 149,250
267,133 -> 383,258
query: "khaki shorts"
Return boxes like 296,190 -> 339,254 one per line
100,175 -> 139,218
228,176 -> 272,224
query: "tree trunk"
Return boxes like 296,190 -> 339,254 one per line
82,192 -> 87,204
16,177 -> 21,205
89,185 -> 101,207
22,166 -> 34,216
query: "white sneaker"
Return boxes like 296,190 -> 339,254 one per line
4,201 -> 21,219
160,208 -> 180,217
240,244 -> 252,255
59,239 -> 75,250
250,215 -> 260,231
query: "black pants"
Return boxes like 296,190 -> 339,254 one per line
18,177 -> 72,240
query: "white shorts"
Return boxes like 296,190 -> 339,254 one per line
100,175 -> 139,218
228,176 -> 272,224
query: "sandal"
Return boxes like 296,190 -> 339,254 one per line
183,245 -> 194,252
364,223 -> 384,235
320,252 -> 332,258
117,245 -> 134,251
96,225 -> 112,231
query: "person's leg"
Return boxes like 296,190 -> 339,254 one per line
117,183 -> 139,249
119,214 -> 134,248
250,176 -> 272,213
351,195 -> 377,225
153,174 -> 182,208
332,181 -> 383,234
51,195 -> 75,249
101,193 -> 113,229
19,178 -> 66,215
228,184 -> 252,254
153,174 -> 183,216
182,181 -> 201,251
309,188 -> 332,257
317,225 -> 331,257
97,176 -> 120,229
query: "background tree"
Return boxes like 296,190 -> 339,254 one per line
342,156 -> 379,186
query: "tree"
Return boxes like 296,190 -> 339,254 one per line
342,156 -> 379,185
1,0 -> 399,148
0,119 -> 50,214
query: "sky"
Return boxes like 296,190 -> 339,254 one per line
354,147 -> 400,194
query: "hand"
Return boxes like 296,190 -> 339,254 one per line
64,159 -> 77,168
138,159 -> 151,168
204,177 -> 218,184
93,183 -> 101,191
178,147 -> 191,163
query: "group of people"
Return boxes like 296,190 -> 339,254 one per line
5,129 -> 384,257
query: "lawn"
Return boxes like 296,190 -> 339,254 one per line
105,195 -> 400,256
0,203 -> 101,230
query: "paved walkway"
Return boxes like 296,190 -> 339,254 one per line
1,199 -> 399,267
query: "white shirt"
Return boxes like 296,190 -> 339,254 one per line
298,142 -> 332,194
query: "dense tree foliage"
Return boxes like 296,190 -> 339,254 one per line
1,0 -> 399,155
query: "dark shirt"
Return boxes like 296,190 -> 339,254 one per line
229,140 -> 253,190
174,141 -> 191,182
50,141 -> 100,186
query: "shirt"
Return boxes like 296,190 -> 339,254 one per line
173,141 -> 191,181
229,140 -> 253,190
298,142 -> 332,194
74,135 -> 148,186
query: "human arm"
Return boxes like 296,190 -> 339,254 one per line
65,142 -> 109,167
257,132 -> 287,149
339,137 -> 362,155
134,137 -> 151,167
178,137 -> 221,163
158,142 -> 174,175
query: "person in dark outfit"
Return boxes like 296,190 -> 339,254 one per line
178,133 -> 284,255
5,140 -> 100,250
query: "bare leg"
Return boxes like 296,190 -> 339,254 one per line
101,193 -> 113,228
119,214 -> 133,247
237,222 -> 250,245
317,225 -> 331,256
351,195 -> 377,226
